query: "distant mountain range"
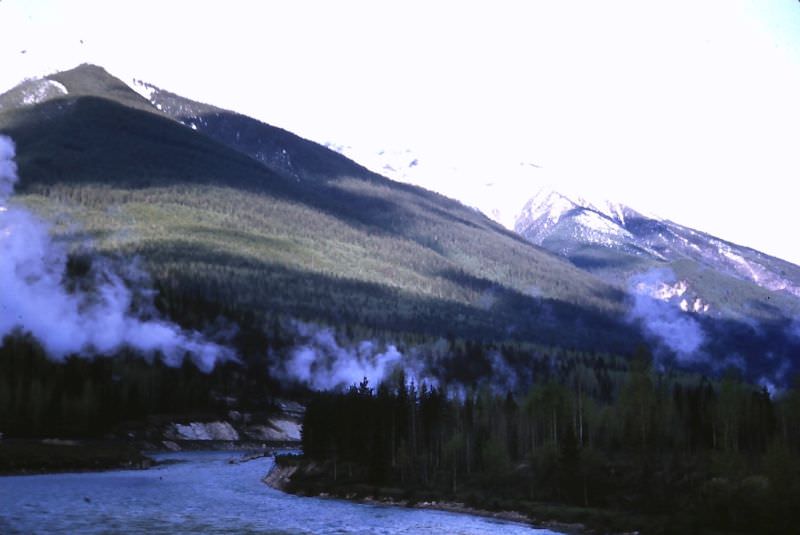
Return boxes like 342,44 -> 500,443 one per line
1,64 -> 798,388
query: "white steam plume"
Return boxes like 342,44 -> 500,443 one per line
488,349 -> 519,394
270,321 -> 405,390
0,137 -> 17,199
270,321 -> 528,394
627,268 -> 705,362
269,320 -> 439,391
0,135 -> 235,371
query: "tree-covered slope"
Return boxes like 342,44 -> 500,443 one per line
0,65 -> 634,351
130,77 -> 375,182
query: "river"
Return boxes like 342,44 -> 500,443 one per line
0,450 -> 561,534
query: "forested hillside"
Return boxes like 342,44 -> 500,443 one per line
0,65 -> 634,351
0,65 -> 646,439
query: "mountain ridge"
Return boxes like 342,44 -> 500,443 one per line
0,64 -> 634,355
514,187 -> 800,321
1,63 -> 798,389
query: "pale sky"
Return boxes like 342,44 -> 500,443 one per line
1,1 -> 800,264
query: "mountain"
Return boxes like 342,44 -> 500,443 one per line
0,64 -> 633,355
514,188 -> 800,388
128,78 -> 374,183
3,64 -> 797,389
515,188 -> 800,319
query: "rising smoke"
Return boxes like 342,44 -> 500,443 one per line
627,268 -> 706,362
0,135 -> 235,371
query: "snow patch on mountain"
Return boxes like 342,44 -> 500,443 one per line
574,210 -> 631,237
23,79 -> 68,105
634,278 -> 688,301
680,297 -> 710,313
130,78 -> 218,136
570,196 -> 631,226
715,244 -> 800,297
720,246 -> 762,282
131,78 -> 157,102
0,77 -> 69,109
633,278 -> 711,314
628,269 -> 706,361
518,190 -> 576,228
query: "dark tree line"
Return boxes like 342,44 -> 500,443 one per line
0,331 -> 284,438
299,350 -> 800,534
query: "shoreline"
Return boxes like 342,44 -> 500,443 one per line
3,445 -> 607,534
261,461 -> 588,535
0,439 -> 297,476
0,439 -> 154,476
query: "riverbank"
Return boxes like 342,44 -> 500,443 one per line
0,439 -> 153,475
262,459 -> 618,535
0,404 -> 303,475
2,450 -> 561,534
362,495 -> 587,535
0,437 -> 298,476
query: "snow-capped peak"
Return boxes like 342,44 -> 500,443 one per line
516,186 -> 637,229
512,186 -> 644,249
516,188 -> 578,228
551,186 -> 638,226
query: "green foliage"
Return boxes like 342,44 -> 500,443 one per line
0,333 -> 276,438
298,362 -> 800,534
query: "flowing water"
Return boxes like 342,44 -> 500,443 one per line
0,450 -> 560,534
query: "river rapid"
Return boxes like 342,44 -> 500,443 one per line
0,450 -> 561,534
